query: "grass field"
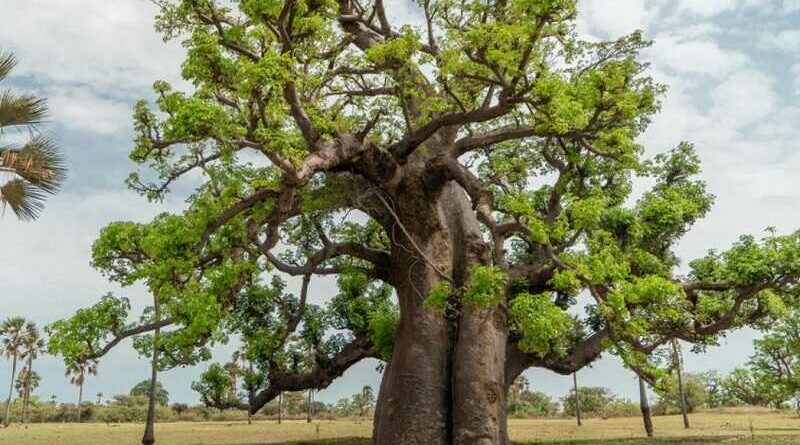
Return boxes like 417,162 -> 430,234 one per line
1,410 -> 798,445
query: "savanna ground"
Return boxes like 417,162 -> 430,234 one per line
1,409 -> 799,445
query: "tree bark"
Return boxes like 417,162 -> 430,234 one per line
77,379 -> 83,423
306,389 -> 312,423
573,372 -> 582,427
142,297 -> 161,445
277,392 -> 282,424
372,250 -> 451,445
21,356 -> 33,424
3,354 -> 17,427
373,181 -> 504,445
449,183 -> 505,445
639,376 -> 654,437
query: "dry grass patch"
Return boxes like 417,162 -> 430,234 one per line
0,411 -> 798,445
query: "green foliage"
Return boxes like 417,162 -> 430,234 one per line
425,282 -> 453,313
368,310 -> 398,362
508,376 -> 559,418
46,295 -> 130,363
192,364 -> 239,408
464,266 -> 508,308
561,387 -> 626,418
654,373 -> 708,415
129,380 -> 170,406
510,293 -> 575,356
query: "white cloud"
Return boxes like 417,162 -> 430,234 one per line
762,29 -> 800,53
646,35 -> 749,78
677,0 -> 741,17
46,88 -> 134,135
780,0 -> 800,14
0,0 -> 185,95
792,64 -> 800,95
710,69 -> 777,129
578,0 -> 655,38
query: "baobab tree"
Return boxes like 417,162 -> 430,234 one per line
52,1 -> 800,444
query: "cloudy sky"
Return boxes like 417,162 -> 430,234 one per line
0,0 -> 799,406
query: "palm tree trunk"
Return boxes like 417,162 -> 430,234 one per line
142,297 -> 160,445
76,378 -> 83,423
306,389 -> 312,423
639,376 -> 654,437
247,360 -> 253,426
21,356 -> 33,424
573,372 -> 582,427
4,355 -> 18,427
672,340 -> 690,429
277,392 -> 282,424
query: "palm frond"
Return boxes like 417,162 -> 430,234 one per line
0,178 -> 46,221
0,89 -> 47,129
0,52 -> 15,82
0,136 -> 67,193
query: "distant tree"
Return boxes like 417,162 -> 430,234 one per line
192,364 -> 240,409
745,312 -> 800,408
96,393 -> 104,405
18,323 -> 45,424
352,385 -> 375,418
2,317 -> 35,426
562,387 -> 615,418
64,359 -> 97,422
695,371 -> 727,409
0,51 -> 66,220
721,368 -> 787,408
507,376 -> 557,418
130,380 -> 170,406
655,373 -> 707,415
15,369 -> 40,402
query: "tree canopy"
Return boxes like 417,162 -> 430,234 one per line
46,1 -> 800,443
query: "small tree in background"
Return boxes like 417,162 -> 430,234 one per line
654,373 -> 707,415
562,387 -> 615,418
64,359 -> 97,422
352,385 -> 375,418
18,323 -> 45,424
130,380 -> 169,406
2,317 -> 35,426
192,364 -> 241,409
507,376 -> 558,418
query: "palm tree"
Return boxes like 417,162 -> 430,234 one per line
2,317 -> 34,427
18,323 -> 44,424
15,369 -> 40,419
65,359 -> 97,423
0,51 -> 66,220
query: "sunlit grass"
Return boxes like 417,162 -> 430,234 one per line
0,410 -> 798,445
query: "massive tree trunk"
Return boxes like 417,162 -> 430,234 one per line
373,181 -> 504,445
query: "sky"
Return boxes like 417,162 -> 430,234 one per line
0,0 -> 799,406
